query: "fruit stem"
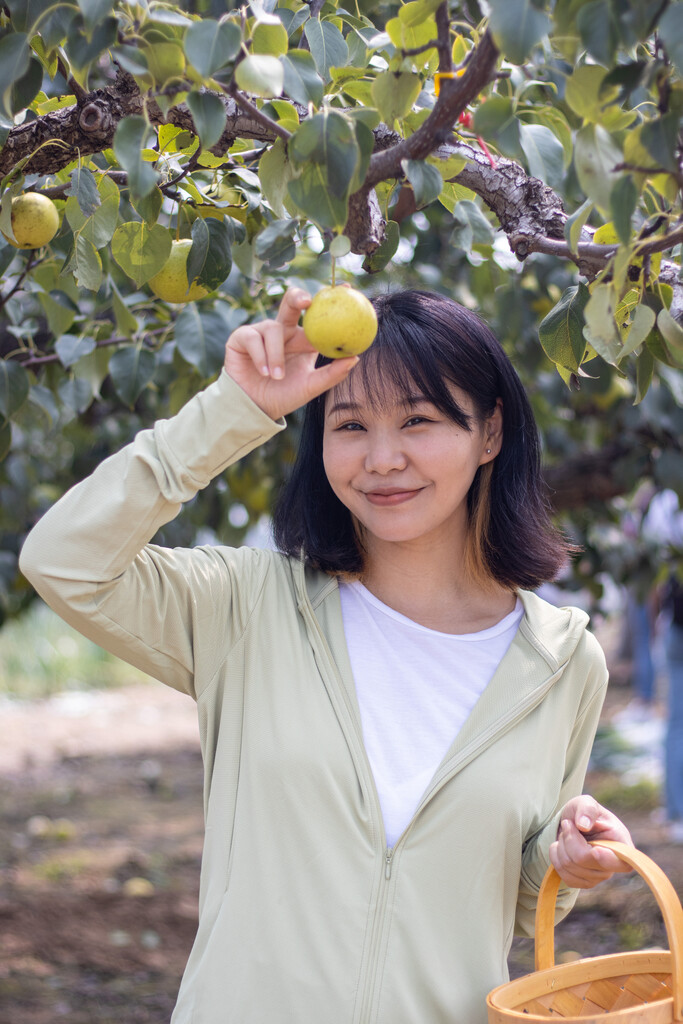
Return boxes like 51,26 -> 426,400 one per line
331,254 -> 336,288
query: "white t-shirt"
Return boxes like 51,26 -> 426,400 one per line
339,581 -> 524,846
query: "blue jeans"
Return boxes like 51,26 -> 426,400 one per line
628,597 -> 655,702
665,623 -> 683,821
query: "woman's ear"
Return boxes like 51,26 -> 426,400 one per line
481,398 -> 503,463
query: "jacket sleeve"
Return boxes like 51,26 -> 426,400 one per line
514,631 -> 608,936
19,371 -> 286,698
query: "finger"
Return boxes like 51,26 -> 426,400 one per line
302,356 -> 359,402
228,325 -> 270,377
275,287 -> 311,328
260,320 -> 286,379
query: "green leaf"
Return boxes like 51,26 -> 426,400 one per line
253,218 -> 297,268
371,71 -> 421,128
108,346 -> 157,407
258,138 -> 296,217
187,91 -> 227,150
640,113 -> 680,174
659,3 -> 683,78
471,96 -> 522,161
450,200 -> 494,252
111,221 -> 172,287
187,217 -> 233,290
303,19 -> 348,82
577,0 -> 619,64
0,33 -> 30,117
398,0 -> 443,27
0,418 -> 10,461
0,239 -> 17,279
289,109 -> 360,200
113,116 -> 158,201
281,51 -> 323,107
132,186 -> 163,228
253,20 -> 288,57
619,303 -> 656,360
401,159 -> 443,209
362,220 -> 400,273
111,45 -> 149,77
78,0 -> 113,28
0,359 -> 29,419
519,123 -> 564,190
58,377 -> 93,414
583,283 -> 621,366
565,66 -> 618,124
564,199 -> 593,253
67,235 -> 103,292
66,166 -> 101,218
5,0 -> 54,34
574,124 -> 623,218
184,19 -> 241,76
488,0 -> 551,65
37,290 -> 78,337
609,175 -> 637,245
657,307 -> 683,368
538,284 -> 590,371
65,173 -> 119,250
66,15 -> 118,71
55,334 -> 97,368
110,280 -> 138,336
234,54 -> 284,98
10,56 -> 42,116
635,345 -> 654,403
175,306 -> 227,378
329,235 -> 351,258
288,163 -> 347,230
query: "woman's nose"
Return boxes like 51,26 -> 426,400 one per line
363,433 -> 407,474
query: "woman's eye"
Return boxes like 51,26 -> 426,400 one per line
336,421 -> 365,431
404,416 -> 432,427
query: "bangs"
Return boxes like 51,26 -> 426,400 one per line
321,305 -> 473,430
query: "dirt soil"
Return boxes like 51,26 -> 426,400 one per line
1,669 -> 682,1023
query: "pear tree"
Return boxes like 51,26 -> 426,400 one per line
0,0 -> 682,619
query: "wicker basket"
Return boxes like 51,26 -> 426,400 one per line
487,840 -> 683,1023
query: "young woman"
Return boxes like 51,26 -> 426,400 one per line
20,287 -> 632,1024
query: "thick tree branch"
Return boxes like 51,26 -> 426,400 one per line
365,29 -> 500,188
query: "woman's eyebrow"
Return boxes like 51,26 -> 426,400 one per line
327,394 -> 433,417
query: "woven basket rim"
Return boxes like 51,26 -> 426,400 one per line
487,947 -> 673,1019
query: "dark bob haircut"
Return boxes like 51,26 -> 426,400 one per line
272,289 -> 573,591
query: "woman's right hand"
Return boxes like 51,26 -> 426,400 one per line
224,287 -> 359,421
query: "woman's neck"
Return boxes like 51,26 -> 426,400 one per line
359,540 -> 516,635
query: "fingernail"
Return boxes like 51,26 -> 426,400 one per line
272,366 -> 284,380
261,366 -> 270,377
578,815 -> 592,829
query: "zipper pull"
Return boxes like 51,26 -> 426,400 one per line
385,847 -> 393,880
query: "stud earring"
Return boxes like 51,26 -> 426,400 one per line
486,448 -> 492,454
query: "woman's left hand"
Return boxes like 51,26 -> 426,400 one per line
549,795 -> 634,889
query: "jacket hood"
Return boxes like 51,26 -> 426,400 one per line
295,558 -> 592,672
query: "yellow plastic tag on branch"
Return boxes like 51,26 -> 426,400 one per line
434,68 -> 466,97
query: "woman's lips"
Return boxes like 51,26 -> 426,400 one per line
363,489 -> 421,506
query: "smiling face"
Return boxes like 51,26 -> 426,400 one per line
322,375 -> 502,554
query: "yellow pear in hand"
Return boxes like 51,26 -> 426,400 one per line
302,286 -> 378,358
3,193 -> 60,248
148,239 -> 209,304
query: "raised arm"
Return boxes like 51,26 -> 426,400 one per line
19,288 -> 358,696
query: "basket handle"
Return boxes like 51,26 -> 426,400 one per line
534,839 -> 683,1021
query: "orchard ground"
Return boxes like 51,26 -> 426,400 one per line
0,619 -> 681,1024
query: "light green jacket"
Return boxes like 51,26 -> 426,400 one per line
20,371 -> 608,1024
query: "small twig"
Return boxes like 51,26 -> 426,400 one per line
56,54 -> 88,104
227,84 -> 292,143
11,327 -> 169,369
402,39 -> 440,57
161,149 -> 201,193
435,3 -> 452,73
0,251 -> 38,310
